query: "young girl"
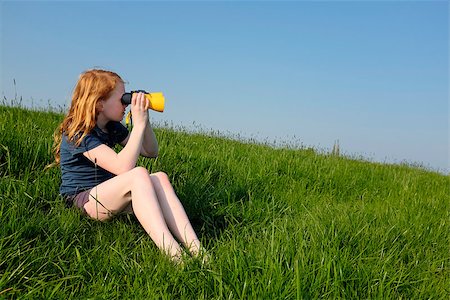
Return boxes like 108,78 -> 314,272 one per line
51,69 -> 203,262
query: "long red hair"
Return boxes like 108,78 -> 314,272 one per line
48,69 -> 123,167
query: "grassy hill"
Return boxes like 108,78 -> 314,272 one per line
0,105 -> 449,299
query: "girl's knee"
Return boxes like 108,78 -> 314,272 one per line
129,167 -> 152,186
153,171 -> 169,182
151,171 -> 174,190
131,166 -> 149,176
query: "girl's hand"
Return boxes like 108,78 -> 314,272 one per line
131,92 -> 149,128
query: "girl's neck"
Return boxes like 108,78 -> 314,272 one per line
96,115 -> 109,132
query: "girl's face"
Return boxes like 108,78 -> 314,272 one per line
99,82 -> 127,122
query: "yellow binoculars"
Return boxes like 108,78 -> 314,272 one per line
121,90 -> 165,112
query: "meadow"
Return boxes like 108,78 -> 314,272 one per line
0,104 -> 449,299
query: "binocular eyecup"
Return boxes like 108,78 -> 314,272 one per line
121,90 -> 148,105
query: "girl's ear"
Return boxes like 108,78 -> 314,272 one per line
96,100 -> 104,112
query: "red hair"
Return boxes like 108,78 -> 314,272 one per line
48,69 -> 123,167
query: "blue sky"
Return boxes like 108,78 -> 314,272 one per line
1,1 -> 448,173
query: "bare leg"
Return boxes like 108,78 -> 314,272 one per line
149,172 -> 202,256
83,167 -> 183,260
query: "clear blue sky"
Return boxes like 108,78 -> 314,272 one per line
1,1 -> 448,173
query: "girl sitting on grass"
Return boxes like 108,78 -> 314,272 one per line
50,69 -> 203,263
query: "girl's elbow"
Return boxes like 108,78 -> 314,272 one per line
142,146 -> 158,158
144,150 -> 158,158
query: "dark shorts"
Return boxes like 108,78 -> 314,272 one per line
65,189 -> 92,214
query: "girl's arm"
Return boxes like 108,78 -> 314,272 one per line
84,124 -> 145,175
140,120 -> 158,157
119,112 -> 159,158
82,93 -> 149,175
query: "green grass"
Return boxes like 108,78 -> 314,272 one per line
0,104 -> 449,299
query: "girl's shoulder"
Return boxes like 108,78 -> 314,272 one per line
61,130 -> 103,155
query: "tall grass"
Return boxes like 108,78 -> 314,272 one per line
0,104 -> 449,299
